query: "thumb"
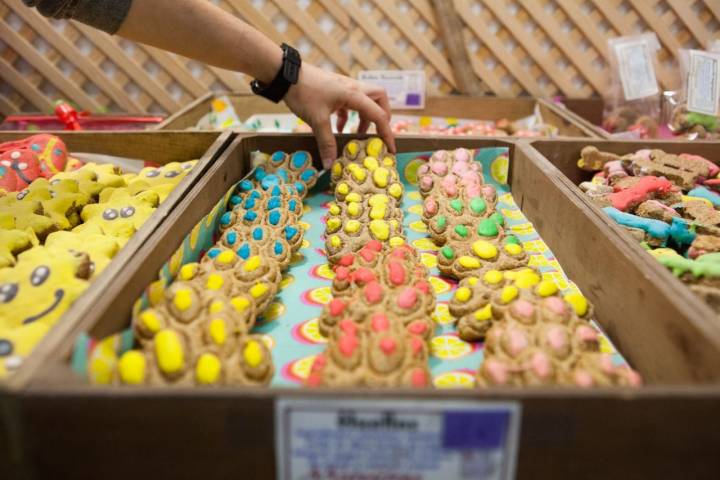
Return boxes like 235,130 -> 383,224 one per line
312,117 -> 337,169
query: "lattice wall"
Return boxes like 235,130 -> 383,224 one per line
1,0 -> 718,115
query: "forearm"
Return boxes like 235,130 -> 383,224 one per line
118,0 -> 282,84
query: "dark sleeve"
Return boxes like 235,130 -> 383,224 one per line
23,0 -> 133,34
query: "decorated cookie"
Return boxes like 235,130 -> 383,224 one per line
115,333 -> 273,387
0,196 -> 57,239
0,321 -> 51,377
325,218 -> 405,265
326,194 -> 404,224
0,134 -> 69,192
436,234 -> 528,280
307,317 -> 429,388
627,149 -> 709,191
255,150 -> 318,193
0,246 -> 90,330
0,229 -> 38,268
76,189 -> 159,244
125,160 -> 197,202
422,193 -> 499,246
44,230 -> 120,278
417,148 -> 487,199
331,138 -> 395,187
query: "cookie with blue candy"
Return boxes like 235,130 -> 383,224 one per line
254,150 -> 318,192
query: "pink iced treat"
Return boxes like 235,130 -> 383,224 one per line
511,299 -> 534,318
546,326 -> 568,353
423,197 -> 438,215
574,370 -> 594,388
430,161 -> 448,175
441,175 -> 458,197
482,185 -> 497,203
417,164 -> 430,176
484,359 -> 509,384
530,351 -> 552,379
453,148 -> 470,162
545,297 -> 567,316
507,328 -> 529,357
419,176 -> 434,191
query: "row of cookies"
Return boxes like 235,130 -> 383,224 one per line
309,138 -> 433,388
107,151 -> 318,386
449,268 -> 641,387
325,138 -> 406,264
416,148 -> 640,387
577,146 -> 720,315
0,135 -> 197,377
418,148 -> 529,279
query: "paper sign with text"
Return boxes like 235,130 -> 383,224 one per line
687,50 -> 720,116
358,70 -> 426,109
276,398 -> 521,480
612,37 -> 660,101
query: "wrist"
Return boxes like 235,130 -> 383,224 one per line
251,43 -> 302,103
255,45 -> 283,84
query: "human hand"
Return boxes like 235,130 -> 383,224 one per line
283,63 -> 396,169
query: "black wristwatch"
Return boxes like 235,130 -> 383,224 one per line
251,43 -> 301,103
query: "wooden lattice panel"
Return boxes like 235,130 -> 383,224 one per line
455,0 -> 720,97
1,0 -> 719,115
346,0 -> 458,94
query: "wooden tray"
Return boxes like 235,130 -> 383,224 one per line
0,131 -> 233,475
10,134 -> 720,479
155,93 -> 599,138
518,139 -> 720,382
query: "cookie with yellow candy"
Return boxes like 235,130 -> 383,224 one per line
0,321 -> 51,378
0,229 -> 38,268
125,161 -> 197,203
436,235 -> 528,280
324,218 -> 405,266
44,230 -> 120,278
0,246 -> 90,330
331,138 -> 392,186
115,332 -> 273,387
232,254 -> 282,313
134,284 -> 256,351
75,189 -> 159,243
326,195 -> 404,225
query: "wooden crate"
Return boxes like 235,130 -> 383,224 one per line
11,134 -> 720,479
0,131 -> 233,474
156,92 -> 600,137
517,139 -> 720,382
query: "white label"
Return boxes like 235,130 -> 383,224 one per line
614,41 -> 659,101
687,50 -> 720,116
358,70 -> 426,109
276,398 -> 521,480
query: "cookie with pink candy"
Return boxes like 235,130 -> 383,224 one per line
417,148 -> 486,199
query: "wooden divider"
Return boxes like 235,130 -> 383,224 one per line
2,1 -> 718,115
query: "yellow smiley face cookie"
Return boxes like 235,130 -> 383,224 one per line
75,189 -> 159,243
0,246 -> 90,330
0,321 -> 50,377
126,161 -> 196,202
0,229 -> 38,269
45,230 -> 120,278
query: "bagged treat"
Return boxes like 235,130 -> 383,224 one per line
603,34 -> 661,138
668,48 -> 720,140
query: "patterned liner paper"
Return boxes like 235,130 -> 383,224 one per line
73,147 -> 624,389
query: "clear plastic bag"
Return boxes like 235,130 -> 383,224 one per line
667,48 -> 720,140
603,33 -> 662,138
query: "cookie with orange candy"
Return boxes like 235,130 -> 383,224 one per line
324,217 -> 405,265
307,317 -> 430,388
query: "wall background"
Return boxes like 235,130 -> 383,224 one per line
0,0 -> 718,115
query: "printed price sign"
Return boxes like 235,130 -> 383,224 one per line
276,398 -> 521,480
613,39 -> 659,101
358,70 -> 426,109
687,50 -> 720,116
